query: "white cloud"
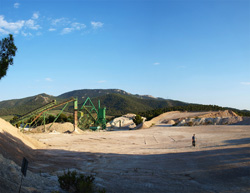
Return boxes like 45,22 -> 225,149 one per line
60,22 -> 86,35
61,27 -> 74,34
71,22 -> 86,30
91,21 -> 104,29
50,18 -> 86,35
14,3 -> 20,9
153,62 -> 160,65
45,78 -> 53,82
21,31 -> 32,37
0,28 -> 9,35
0,14 -> 40,36
51,18 -> 70,26
241,82 -> 250,85
25,19 -> 40,30
0,15 -> 25,34
1,14 -> 101,37
32,12 -> 39,20
48,28 -> 56,32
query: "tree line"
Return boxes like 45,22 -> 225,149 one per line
138,104 -> 250,121
10,113 -> 74,127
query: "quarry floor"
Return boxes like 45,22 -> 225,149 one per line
26,124 -> 250,193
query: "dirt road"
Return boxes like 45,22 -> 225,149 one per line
25,124 -> 250,193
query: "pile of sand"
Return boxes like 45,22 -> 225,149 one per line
0,118 -> 45,149
0,118 -> 45,166
175,110 -> 243,126
198,110 -> 239,118
140,111 -> 180,129
31,122 -> 75,133
140,110 -> 248,128
0,118 -> 61,192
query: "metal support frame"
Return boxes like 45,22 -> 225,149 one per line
12,96 -> 106,132
78,97 -> 106,130
13,98 -> 76,132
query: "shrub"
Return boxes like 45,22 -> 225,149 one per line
58,170 -> 99,193
133,114 -> 143,126
56,113 -> 68,123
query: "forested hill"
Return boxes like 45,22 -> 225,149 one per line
0,89 -> 187,116
0,94 -> 58,116
0,89 -> 249,118
91,93 -> 187,116
58,89 -> 163,100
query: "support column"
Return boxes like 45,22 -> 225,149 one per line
74,98 -> 78,130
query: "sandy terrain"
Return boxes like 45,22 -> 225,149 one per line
0,111 -> 250,192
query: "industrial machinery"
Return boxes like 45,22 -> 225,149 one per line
12,97 -> 106,132
78,97 -> 106,130
12,98 -> 76,132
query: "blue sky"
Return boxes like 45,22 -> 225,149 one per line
0,0 -> 250,110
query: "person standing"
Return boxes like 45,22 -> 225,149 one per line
192,134 -> 196,147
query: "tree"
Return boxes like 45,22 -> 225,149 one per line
133,114 -> 143,126
0,34 -> 17,80
56,113 -> 68,123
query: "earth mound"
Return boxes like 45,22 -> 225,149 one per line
31,122 -> 75,133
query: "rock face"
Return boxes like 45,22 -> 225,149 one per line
110,114 -> 137,128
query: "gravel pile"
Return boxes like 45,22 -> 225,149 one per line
31,122 -> 75,133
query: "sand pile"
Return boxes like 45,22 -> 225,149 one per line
198,110 -> 239,118
0,118 -> 61,192
140,110 -> 247,128
174,110 -> 243,126
141,111 -> 180,129
0,118 -> 45,166
0,118 -> 45,149
31,122 -> 75,133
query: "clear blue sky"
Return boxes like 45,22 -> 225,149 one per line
0,0 -> 250,110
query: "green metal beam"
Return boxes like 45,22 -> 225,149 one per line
13,100 -> 56,125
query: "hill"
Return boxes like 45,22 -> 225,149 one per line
58,88 -> 163,100
0,89 -> 187,117
91,93 -> 187,115
0,94 -> 58,116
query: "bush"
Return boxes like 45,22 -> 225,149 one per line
133,114 -> 143,126
56,113 -> 68,123
58,170 -> 97,193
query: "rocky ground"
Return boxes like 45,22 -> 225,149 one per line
0,111 -> 250,192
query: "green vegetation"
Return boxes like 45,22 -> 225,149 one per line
0,89 -> 249,121
57,170 -> 106,193
91,93 -> 186,116
0,91 -> 186,117
133,114 -> 143,126
0,34 -> 17,80
9,113 -> 73,127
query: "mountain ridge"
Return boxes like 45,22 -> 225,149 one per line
1,89 -> 249,118
0,89 -> 187,116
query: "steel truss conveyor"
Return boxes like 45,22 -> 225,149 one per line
13,98 -> 76,131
